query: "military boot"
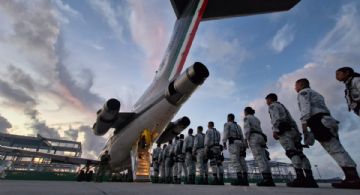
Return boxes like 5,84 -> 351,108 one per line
241,172 -> 249,186
192,174 -> 196,184
231,172 -> 242,186
197,176 -> 204,185
210,174 -> 219,185
287,168 -> 306,187
257,172 -> 275,187
304,169 -> 319,188
332,167 -> 360,189
204,174 -> 209,185
218,173 -> 224,185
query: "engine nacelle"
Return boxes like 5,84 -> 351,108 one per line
93,98 -> 120,136
166,62 -> 209,105
156,116 -> 190,144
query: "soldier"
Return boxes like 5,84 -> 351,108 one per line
336,67 -> 360,117
152,143 -> 162,183
95,150 -> 111,182
243,107 -> 275,186
295,78 -> 360,189
175,134 -> 187,184
193,126 -> 208,185
222,113 -> 248,186
265,93 -> 318,188
164,140 -> 174,183
205,121 -> 224,185
183,128 -> 196,184
171,136 -> 179,183
159,144 -> 167,183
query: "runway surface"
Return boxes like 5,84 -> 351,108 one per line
1,181 -> 359,195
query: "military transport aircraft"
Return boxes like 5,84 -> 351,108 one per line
92,0 -> 301,181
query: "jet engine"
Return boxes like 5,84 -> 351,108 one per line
156,116 -> 190,144
166,62 -> 209,105
93,98 -> 120,136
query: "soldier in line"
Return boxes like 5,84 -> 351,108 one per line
164,140 -> 174,183
222,113 -> 248,186
151,143 -> 162,183
336,67 -> 360,117
183,128 -> 196,184
205,121 -> 224,185
295,78 -> 360,189
159,144 -> 167,183
193,126 -> 208,185
95,150 -> 111,182
175,134 -> 187,184
243,107 -> 275,186
171,136 -> 179,183
266,93 -> 318,188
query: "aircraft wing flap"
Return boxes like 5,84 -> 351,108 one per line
171,0 -> 300,20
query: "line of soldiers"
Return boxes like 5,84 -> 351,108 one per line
151,67 -> 360,189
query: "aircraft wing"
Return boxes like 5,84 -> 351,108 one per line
0,145 -> 99,165
171,0 -> 301,21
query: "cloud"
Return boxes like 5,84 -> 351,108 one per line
0,79 -> 36,106
77,125 -> 106,159
0,115 -> 12,133
248,2 -> 360,178
127,0 -> 173,75
89,0 -> 126,43
270,24 -> 295,53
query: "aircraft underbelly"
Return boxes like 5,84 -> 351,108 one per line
108,98 -> 180,168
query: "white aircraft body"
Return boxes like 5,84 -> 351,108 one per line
91,0 -> 300,181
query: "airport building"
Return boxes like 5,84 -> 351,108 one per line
0,133 -> 83,180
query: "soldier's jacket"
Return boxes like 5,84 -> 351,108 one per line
160,147 -> 167,163
152,147 -> 162,162
164,144 -> 173,158
268,101 -> 299,133
171,140 -> 178,156
297,88 -> 330,124
175,140 -> 185,156
222,121 -> 244,143
193,133 -> 205,152
205,128 -> 220,147
345,76 -> 360,111
182,135 -> 194,154
243,115 -> 264,140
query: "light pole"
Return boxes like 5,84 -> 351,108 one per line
314,164 -> 321,179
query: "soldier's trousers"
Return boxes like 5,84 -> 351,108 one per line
209,146 -> 224,176
278,130 -> 311,170
160,162 -> 166,179
196,148 -> 208,177
173,160 -> 178,178
228,140 -> 247,173
153,161 -> 160,177
319,137 -> 356,168
185,152 -> 196,176
165,158 -> 173,178
249,133 -> 271,173
177,161 -> 187,179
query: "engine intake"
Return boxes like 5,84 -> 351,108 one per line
93,98 -> 120,136
166,62 -> 209,105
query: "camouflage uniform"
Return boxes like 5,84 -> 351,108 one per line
164,143 -> 173,183
183,135 -> 195,184
159,146 -> 167,183
269,102 -> 312,169
298,87 -> 359,188
205,128 -> 224,185
152,146 -> 162,183
222,121 -> 247,185
171,139 -> 178,182
344,76 -> 360,116
175,139 -> 186,184
193,132 -> 208,184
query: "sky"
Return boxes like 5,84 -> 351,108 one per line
0,0 -> 360,179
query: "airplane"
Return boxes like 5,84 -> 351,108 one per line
92,0 -> 301,182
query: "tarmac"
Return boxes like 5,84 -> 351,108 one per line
1,181 -> 359,195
